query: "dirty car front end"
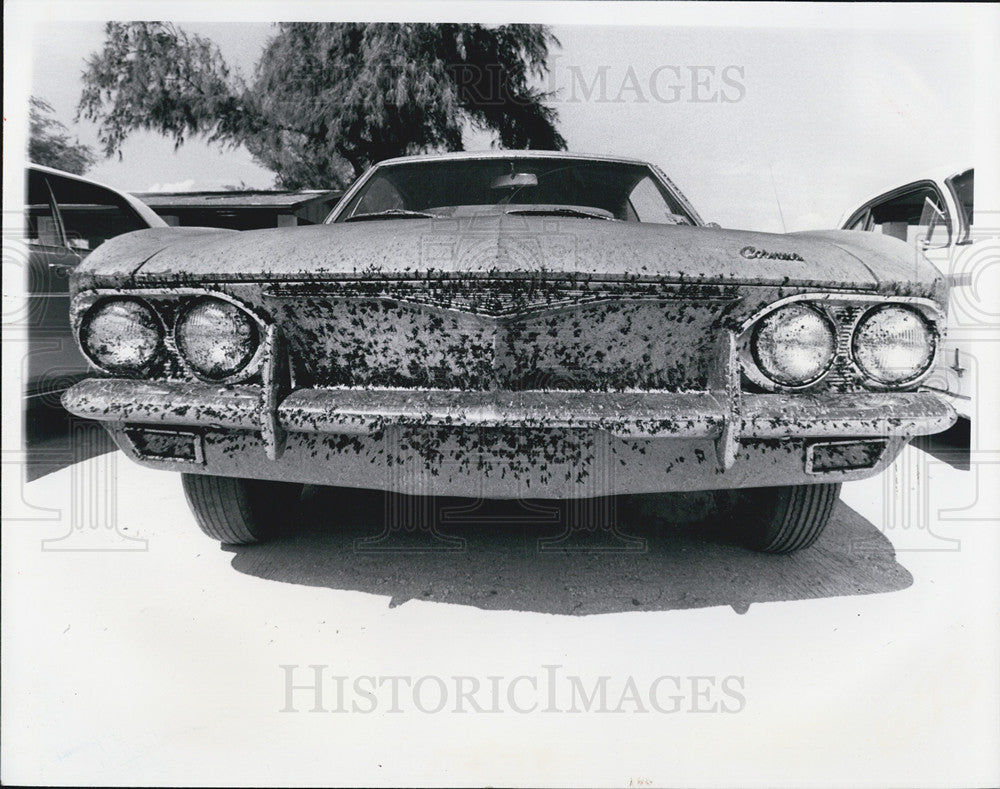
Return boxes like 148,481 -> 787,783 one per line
62,153 -> 956,549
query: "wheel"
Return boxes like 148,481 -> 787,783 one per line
737,483 -> 841,553
181,474 -> 303,544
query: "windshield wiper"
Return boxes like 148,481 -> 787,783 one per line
505,207 -> 614,221
344,209 -> 440,222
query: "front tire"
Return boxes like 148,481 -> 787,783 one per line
738,483 -> 841,553
181,474 -> 303,544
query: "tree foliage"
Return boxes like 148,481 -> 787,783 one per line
29,96 -> 97,175
78,22 -> 566,189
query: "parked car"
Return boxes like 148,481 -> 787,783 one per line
62,152 -> 955,552
841,166 -> 976,422
23,164 -> 166,407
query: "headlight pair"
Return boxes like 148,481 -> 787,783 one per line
751,302 -> 935,388
81,296 -> 260,381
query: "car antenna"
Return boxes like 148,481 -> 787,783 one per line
768,162 -> 787,233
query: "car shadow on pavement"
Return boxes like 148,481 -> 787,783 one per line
911,417 -> 970,471
23,406 -> 115,483
227,486 -> 913,615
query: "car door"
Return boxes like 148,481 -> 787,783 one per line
934,169 -> 976,419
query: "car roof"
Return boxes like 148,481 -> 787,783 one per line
849,164 -> 972,207
839,164 -> 972,228
28,162 -> 167,228
372,150 -> 656,168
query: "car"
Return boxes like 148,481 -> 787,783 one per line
22,164 -> 166,409
61,151 -> 956,552
840,166 -> 978,422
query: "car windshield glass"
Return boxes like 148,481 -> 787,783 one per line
332,158 -> 695,225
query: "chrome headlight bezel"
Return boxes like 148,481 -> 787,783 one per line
72,289 -> 270,384
739,294 -> 943,392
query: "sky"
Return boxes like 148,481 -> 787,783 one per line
8,3 -> 998,233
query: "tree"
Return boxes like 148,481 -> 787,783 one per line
78,22 -> 567,189
29,96 -> 97,175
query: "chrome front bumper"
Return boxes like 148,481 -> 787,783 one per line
64,378 -> 955,438
63,378 -> 956,497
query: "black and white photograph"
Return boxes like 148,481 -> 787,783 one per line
3,1 -> 999,786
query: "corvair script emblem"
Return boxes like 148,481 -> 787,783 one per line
739,246 -> 805,261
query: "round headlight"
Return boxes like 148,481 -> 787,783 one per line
81,299 -> 162,373
852,305 -> 935,385
175,298 -> 260,380
752,304 -> 836,386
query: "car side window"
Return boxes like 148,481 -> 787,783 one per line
45,172 -> 148,253
627,176 -> 689,224
26,169 -> 64,247
27,203 -> 62,247
349,176 -> 405,217
865,183 -> 950,244
843,211 -> 871,232
945,168 -> 973,240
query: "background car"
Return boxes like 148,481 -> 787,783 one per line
841,166 -> 977,423
23,164 -> 166,410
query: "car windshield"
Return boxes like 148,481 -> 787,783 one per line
332,158 -> 696,225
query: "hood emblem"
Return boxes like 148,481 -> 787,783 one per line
740,246 -> 804,262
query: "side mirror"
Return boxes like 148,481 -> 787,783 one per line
918,196 -> 951,250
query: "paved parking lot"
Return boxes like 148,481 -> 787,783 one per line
3,436 -> 998,786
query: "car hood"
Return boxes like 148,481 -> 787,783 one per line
75,214 -> 942,293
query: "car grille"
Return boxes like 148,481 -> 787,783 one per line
823,303 -> 866,390
264,281 -> 741,393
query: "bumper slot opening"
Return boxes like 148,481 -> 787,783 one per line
124,427 -> 204,464
806,439 -> 887,474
